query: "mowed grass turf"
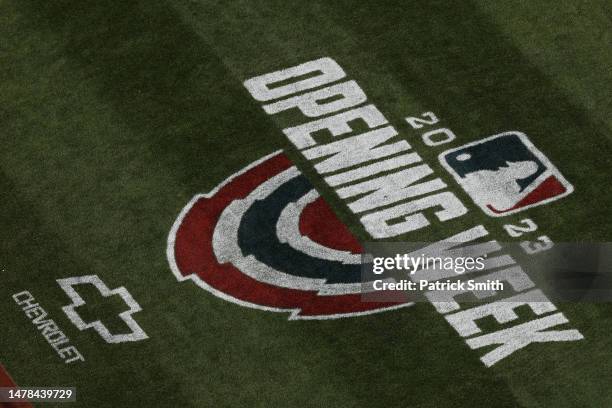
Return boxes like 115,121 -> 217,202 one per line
1,1 -> 611,407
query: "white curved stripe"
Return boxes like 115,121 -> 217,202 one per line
276,189 -> 362,265
213,167 -> 365,295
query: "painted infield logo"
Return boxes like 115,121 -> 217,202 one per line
440,132 -> 573,217
166,57 -> 583,366
167,151 -> 412,320
57,275 -> 148,344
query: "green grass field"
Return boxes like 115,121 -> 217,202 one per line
2,1 -> 612,407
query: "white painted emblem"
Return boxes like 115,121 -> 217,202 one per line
57,275 -> 148,343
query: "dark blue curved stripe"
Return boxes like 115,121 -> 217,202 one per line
237,174 -> 361,284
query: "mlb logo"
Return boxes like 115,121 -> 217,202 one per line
439,131 -> 574,217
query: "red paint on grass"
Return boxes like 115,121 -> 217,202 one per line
0,364 -> 32,408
